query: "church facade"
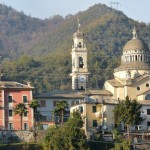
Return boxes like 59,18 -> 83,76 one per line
104,26 -> 150,130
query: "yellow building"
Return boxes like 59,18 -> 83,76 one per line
70,90 -> 116,138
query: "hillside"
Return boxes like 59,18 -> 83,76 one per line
0,3 -> 150,94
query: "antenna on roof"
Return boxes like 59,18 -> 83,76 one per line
110,2 -> 121,10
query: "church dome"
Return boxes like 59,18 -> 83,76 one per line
114,26 -> 150,74
123,38 -> 149,52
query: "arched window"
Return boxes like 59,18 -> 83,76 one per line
79,57 -> 84,68
135,55 -> 137,61
141,55 -> 143,61
78,42 -> 82,48
130,55 -> 132,61
145,94 -> 150,100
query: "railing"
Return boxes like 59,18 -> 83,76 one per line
95,112 -> 102,118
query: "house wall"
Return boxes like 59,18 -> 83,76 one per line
0,89 -> 33,130
37,98 -> 78,122
70,102 -> 115,136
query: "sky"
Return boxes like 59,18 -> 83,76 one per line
0,0 -> 150,23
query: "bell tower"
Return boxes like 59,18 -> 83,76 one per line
70,18 -> 90,90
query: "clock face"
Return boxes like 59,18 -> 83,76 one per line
79,75 -> 86,82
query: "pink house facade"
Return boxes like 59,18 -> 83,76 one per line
0,81 -> 34,130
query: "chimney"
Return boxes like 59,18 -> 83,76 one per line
27,82 -> 31,87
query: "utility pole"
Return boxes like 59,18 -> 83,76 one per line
110,2 -> 121,10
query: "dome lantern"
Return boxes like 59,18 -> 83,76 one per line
132,26 -> 138,39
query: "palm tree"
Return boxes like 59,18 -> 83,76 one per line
29,99 -> 40,142
54,101 -> 69,124
29,99 -> 40,121
14,103 -> 28,130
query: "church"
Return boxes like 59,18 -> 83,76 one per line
70,25 -> 150,137
36,22 -> 150,136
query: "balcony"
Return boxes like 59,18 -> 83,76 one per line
95,112 -> 102,118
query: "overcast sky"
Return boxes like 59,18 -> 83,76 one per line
0,0 -> 150,23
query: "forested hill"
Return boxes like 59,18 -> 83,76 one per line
0,3 -> 150,94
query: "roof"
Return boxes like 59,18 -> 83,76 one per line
114,62 -> 150,72
0,81 -> 34,89
35,89 -> 113,99
123,38 -> 149,52
123,27 -> 149,52
106,79 -> 124,87
133,73 -> 149,83
137,88 -> 150,96
85,90 -> 113,96
138,100 -> 150,106
35,90 -> 84,99
73,30 -> 84,39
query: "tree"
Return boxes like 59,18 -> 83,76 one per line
43,111 -> 88,150
54,100 -> 69,124
14,103 -> 28,130
113,96 -> 143,139
29,99 -> 40,142
29,99 -> 40,121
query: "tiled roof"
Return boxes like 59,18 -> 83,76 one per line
35,89 -> 113,99
0,81 -> 33,89
35,90 -> 84,99
86,90 -> 113,96
107,79 -> 124,87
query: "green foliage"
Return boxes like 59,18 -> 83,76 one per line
14,103 -> 28,116
54,100 -> 69,124
87,141 -> 114,150
29,99 -> 40,113
43,111 -> 88,150
0,143 -> 42,150
114,96 -> 143,126
0,4 -> 150,93
14,103 -> 28,130
113,96 -> 143,138
112,139 -> 131,150
112,129 -> 123,143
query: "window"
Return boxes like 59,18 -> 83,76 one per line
147,122 -> 150,130
146,83 -> 149,87
137,87 -> 140,91
24,112 -> 28,117
79,106 -> 83,113
24,123 -> 28,130
41,124 -> 48,130
41,100 -> 46,107
8,96 -> 12,103
23,96 -> 28,103
147,109 -> 150,115
41,116 -> 47,121
9,110 -> 13,117
79,57 -> 83,68
92,106 -> 96,113
93,120 -> 97,127
9,123 -> 13,130
145,94 -> 150,100
53,101 -> 58,107
78,42 -> 82,48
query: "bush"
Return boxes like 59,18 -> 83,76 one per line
0,143 -> 42,150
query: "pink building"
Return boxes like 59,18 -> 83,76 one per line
0,81 -> 34,130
